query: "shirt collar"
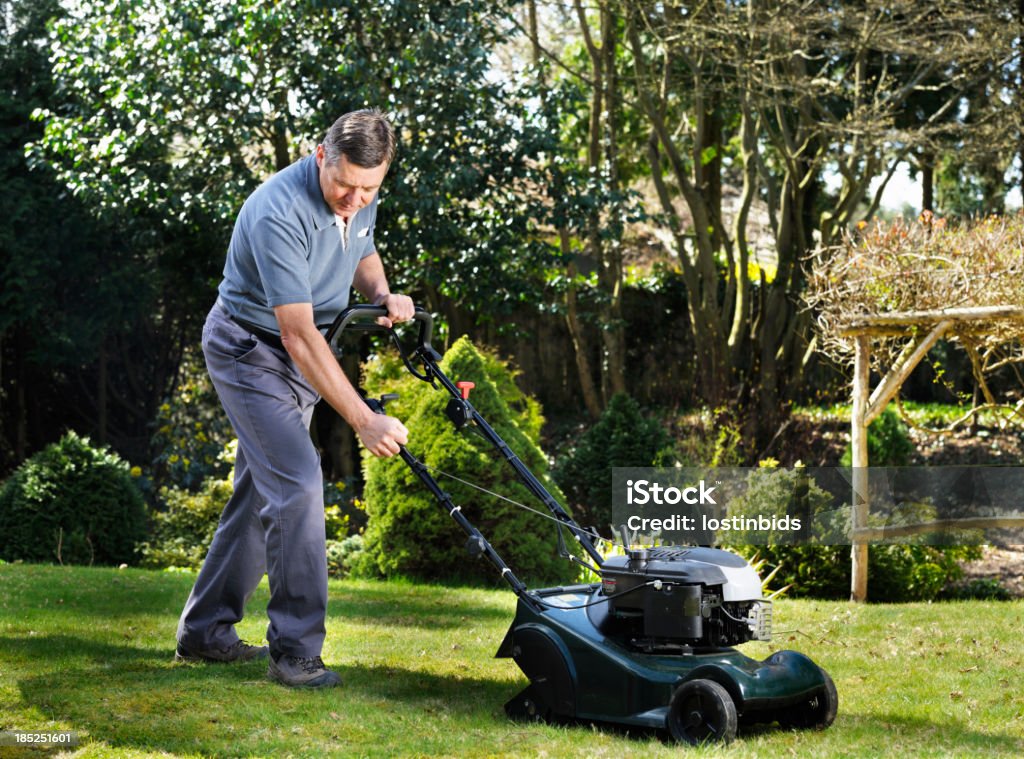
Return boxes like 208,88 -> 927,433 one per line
305,154 -> 336,231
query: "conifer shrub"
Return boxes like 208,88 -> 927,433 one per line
358,337 -> 569,585
553,393 -> 671,533
0,431 -> 146,565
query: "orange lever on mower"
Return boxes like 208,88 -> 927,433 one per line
456,381 -> 475,400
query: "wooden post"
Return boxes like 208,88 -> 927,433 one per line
850,334 -> 870,602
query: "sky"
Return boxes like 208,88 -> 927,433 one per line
872,161 -> 1024,214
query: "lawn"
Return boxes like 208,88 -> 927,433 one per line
1,563 -> 1022,758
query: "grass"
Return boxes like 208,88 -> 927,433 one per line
1,564 -> 1022,758
793,401 -> 1022,429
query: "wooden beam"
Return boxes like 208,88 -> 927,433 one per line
850,334 -> 870,602
865,320 -> 952,426
852,515 -> 1024,541
838,305 -> 1024,336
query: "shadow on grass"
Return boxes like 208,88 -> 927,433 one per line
327,585 -> 514,630
8,632 -> 1023,757
7,632 -> 516,756
828,711 -> 1024,754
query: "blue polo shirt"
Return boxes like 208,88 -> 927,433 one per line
218,154 -> 378,333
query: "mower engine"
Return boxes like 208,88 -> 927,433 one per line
598,546 -> 772,651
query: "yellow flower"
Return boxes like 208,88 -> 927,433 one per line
130,466 -> 143,478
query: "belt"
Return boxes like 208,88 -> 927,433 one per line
228,314 -> 286,352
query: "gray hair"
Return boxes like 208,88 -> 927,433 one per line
321,109 -> 396,168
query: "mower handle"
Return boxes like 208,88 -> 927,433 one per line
324,304 -> 434,351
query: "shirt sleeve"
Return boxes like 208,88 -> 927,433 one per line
249,214 -> 313,306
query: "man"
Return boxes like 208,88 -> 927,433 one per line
175,109 -> 412,688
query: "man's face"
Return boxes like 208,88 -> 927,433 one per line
315,143 -> 388,220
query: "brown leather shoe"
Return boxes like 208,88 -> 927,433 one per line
267,653 -> 342,688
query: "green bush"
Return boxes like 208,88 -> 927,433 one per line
553,393 -> 671,532
730,462 -> 978,601
360,336 -> 570,585
841,405 -> 914,466
139,440 -> 361,570
137,476 -> 232,570
323,480 -> 367,540
0,431 -> 147,565
151,347 -> 235,491
739,543 -> 976,602
940,577 -> 1013,601
672,407 -> 745,468
326,534 -> 366,578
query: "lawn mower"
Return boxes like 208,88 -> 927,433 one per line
326,305 -> 838,745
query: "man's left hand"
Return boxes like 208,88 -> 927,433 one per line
375,293 -> 415,328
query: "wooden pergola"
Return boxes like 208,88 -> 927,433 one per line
840,305 -> 1024,602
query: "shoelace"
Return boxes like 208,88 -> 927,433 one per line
295,655 -> 326,674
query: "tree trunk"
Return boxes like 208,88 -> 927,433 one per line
921,152 -> 934,212
576,0 -> 626,402
562,231 -> 603,418
527,0 -> 540,67
598,4 -> 626,398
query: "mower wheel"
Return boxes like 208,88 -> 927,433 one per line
779,668 -> 838,730
666,678 -> 738,745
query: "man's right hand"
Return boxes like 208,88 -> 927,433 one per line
355,413 -> 409,458
274,302 -> 409,458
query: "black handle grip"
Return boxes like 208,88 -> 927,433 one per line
324,304 -> 434,351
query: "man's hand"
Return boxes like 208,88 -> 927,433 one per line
355,412 -> 409,457
275,302 -> 408,458
375,293 -> 415,328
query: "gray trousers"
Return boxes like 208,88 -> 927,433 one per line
176,300 -> 327,658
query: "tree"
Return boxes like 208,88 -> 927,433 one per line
622,0 -> 1017,438
515,1 -> 662,417
0,0 -> 161,471
29,0 -> 559,476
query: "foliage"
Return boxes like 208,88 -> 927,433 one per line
0,0 -> 166,473
139,439 -> 362,570
326,534 -> 366,579
729,461 -> 980,601
0,431 -> 147,565
32,0 -> 557,314
615,0 -> 1019,424
150,347 -> 235,492
17,0 -> 569,473
840,406 -> 914,467
671,407 -> 746,467
940,577 -> 1014,601
736,542 -> 977,602
137,475 -> 232,571
553,393 -> 671,532
323,481 -> 367,541
359,336 -> 569,585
